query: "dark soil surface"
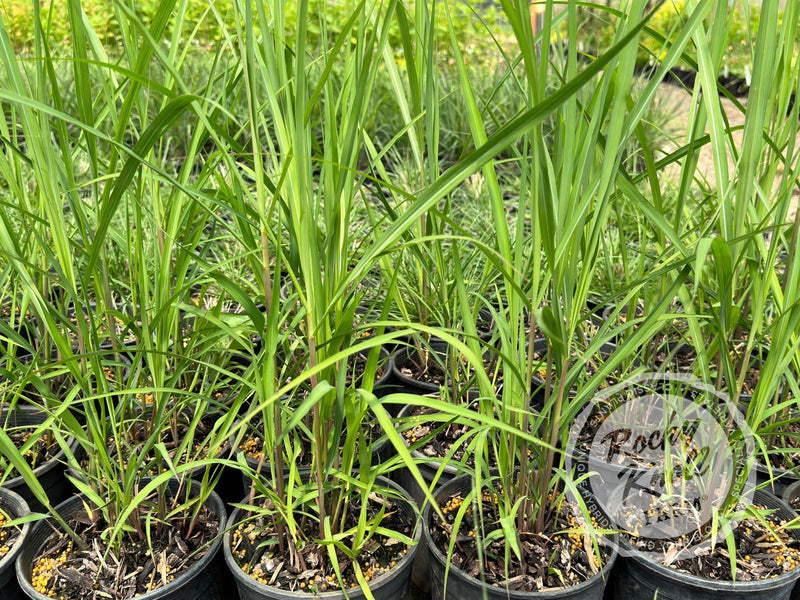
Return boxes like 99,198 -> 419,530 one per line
430,488 -> 611,592
345,350 -> 389,387
29,495 -> 220,599
3,428 -> 61,478
230,489 -> 414,593
625,504 -> 800,582
652,343 -> 696,373
402,405 -> 481,468
396,348 -> 464,388
395,346 -> 501,397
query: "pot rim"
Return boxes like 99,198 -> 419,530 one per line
423,472 -> 618,599
223,475 -> 421,598
0,487 -> 32,582
619,487 -> 800,591
15,478 -> 226,600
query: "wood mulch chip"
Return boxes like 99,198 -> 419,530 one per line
430,487 -> 611,592
30,493 -> 219,600
402,405 -> 481,468
625,504 -> 800,582
230,490 -> 413,593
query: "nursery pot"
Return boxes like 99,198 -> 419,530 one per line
0,405 -> 76,512
781,479 -> 800,514
390,341 -> 491,405
390,341 -> 455,398
391,402 -> 475,595
16,478 -> 228,600
755,460 -> 798,499
530,339 -> 622,408
614,488 -> 800,600
238,347 -> 395,490
223,476 -> 420,600
423,473 -> 617,600
0,488 -> 31,599
391,403 -> 471,509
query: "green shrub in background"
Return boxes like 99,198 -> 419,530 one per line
1,0 -> 118,48
0,0 -> 504,57
640,0 -> 762,76
1,0 -> 239,49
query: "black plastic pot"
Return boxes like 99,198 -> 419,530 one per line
424,474 -> 617,600
1,406 -> 76,512
390,341 -> 490,406
391,403 -> 489,596
649,338 -> 773,406
223,476 -> 420,600
782,479 -> 800,514
761,461 -> 800,501
237,347 -> 397,492
0,488 -> 31,600
391,404 -> 470,510
16,478 -> 227,600
614,488 -> 800,600
530,339 -> 622,405
391,341 -> 453,397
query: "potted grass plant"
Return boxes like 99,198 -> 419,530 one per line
0,0 -> 251,595
1,0 -> 799,599
568,0 -> 800,597
0,348 -> 231,600
379,0 -> 738,597
364,0 -> 500,407
215,0 -> 432,597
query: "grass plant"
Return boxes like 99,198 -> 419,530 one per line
0,0 -> 799,596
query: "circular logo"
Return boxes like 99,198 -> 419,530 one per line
567,373 -> 755,561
